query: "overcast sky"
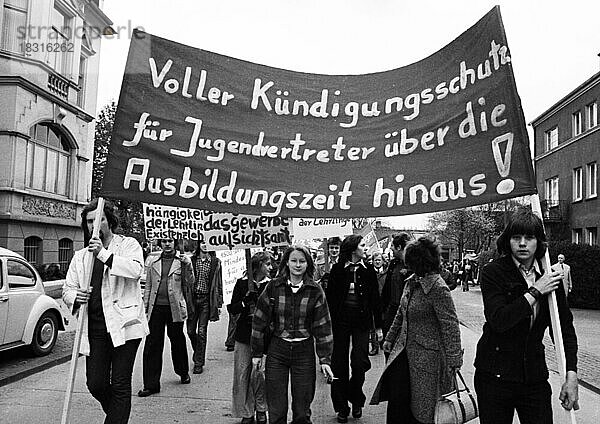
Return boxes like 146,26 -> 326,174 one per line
94,0 -> 600,229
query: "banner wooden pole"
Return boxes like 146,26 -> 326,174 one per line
245,248 -> 254,286
531,194 -> 577,424
61,197 -> 105,424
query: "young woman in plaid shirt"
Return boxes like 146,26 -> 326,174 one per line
251,245 -> 334,424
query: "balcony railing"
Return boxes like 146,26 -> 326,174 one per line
540,199 -> 569,223
47,73 -> 69,99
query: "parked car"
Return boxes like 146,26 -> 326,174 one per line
0,247 -> 66,356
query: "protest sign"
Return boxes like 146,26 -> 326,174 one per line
357,222 -> 381,254
102,6 -> 535,217
292,218 -> 353,240
216,249 -> 246,305
142,203 -> 291,250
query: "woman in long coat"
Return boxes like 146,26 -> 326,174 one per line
370,237 -> 463,424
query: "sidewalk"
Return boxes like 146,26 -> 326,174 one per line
0,311 -> 599,423
452,286 -> 600,394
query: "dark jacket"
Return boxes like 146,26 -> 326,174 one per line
227,277 -> 269,345
474,255 -> 578,383
325,261 -> 383,330
190,254 -> 223,321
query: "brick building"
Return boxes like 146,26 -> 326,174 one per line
531,71 -> 599,245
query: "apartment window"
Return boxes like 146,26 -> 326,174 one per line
586,102 -> 598,129
58,238 -> 73,273
77,54 -> 88,107
588,228 -> 598,246
572,229 -> 582,244
572,110 -> 582,137
545,176 -> 559,206
587,162 -> 597,198
48,5 -> 72,74
572,167 -> 583,201
1,0 -> 28,53
544,127 -> 558,151
27,122 -> 72,196
24,236 -> 42,266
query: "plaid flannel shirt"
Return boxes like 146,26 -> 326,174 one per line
250,277 -> 333,364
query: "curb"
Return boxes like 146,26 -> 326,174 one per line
0,352 -> 75,388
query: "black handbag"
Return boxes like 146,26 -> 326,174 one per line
434,370 -> 478,424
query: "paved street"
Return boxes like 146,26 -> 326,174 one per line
1,287 -> 599,423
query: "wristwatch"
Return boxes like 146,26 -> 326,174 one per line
527,286 -> 542,300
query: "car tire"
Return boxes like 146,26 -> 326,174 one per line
30,312 -> 58,356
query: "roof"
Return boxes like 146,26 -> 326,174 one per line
530,70 -> 600,126
0,247 -> 26,260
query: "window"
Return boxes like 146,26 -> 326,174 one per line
77,55 -> 88,107
572,167 -> 583,201
23,236 -> 42,266
48,5 -> 72,74
587,162 -> 597,198
1,0 -> 28,53
27,122 -> 71,195
586,102 -> 598,129
7,259 -> 36,288
58,238 -> 73,273
572,111 -> 582,137
588,228 -> 598,246
572,229 -> 582,244
544,127 -> 558,151
545,176 -> 559,206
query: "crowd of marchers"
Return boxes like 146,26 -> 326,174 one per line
62,199 -> 580,424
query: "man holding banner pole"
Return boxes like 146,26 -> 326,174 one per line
62,199 -> 148,424
473,209 -> 579,424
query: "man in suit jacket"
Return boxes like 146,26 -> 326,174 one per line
552,253 -> 572,297
474,210 -> 579,424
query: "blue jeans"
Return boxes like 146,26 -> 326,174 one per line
187,294 -> 210,367
86,330 -> 141,424
474,371 -> 553,424
266,336 -> 316,424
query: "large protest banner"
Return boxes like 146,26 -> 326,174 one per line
142,203 -> 291,250
101,6 -> 536,218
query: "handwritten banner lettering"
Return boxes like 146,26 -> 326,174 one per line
102,7 -> 535,217
142,203 -> 291,250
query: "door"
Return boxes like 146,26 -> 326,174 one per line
0,259 -> 8,344
3,259 -> 38,344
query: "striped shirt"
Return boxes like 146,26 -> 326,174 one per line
251,277 -> 333,364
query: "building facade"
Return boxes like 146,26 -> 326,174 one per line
0,0 -> 112,275
531,71 -> 599,245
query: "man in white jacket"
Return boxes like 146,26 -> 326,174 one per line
63,199 -> 148,424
